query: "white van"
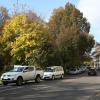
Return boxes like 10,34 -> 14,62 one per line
43,66 -> 64,80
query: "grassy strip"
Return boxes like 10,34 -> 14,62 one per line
0,80 -> 2,85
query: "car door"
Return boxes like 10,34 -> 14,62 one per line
54,68 -> 59,78
23,67 -> 34,80
29,67 -> 36,79
57,67 -> 62,78
22,67 -> 29,80
27,67 -> 35,80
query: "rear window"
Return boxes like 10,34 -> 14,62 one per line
36,67 -> 42,70
24,67 -> 34,71
89,69 -> 95,71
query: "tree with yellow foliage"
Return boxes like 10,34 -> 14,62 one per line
1,14 -> 51,69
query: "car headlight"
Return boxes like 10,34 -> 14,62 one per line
1,74 -> 5,78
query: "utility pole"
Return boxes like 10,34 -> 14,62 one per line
17,0 -> 19,11
15,0 -> 19,14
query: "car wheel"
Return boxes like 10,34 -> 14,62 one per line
24,81 -> 28,84
95,73 -> 97,76
52,75 -> 55,80
60,74 -> 64,79
16,77 -> 23,86
2,81 -> 8,86
88,73 -> 90,76
35,75 -> 41,83
88,74 -> 90,76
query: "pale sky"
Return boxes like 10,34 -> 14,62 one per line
78,0 -> 100,42
0,0 -> 100,42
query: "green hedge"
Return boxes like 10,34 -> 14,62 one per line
0,80 -> 2,85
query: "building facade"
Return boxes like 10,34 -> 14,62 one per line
92,43 -> 100,69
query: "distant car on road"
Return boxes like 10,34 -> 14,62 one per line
88,68 -> 97,76
43,66 -> 64,80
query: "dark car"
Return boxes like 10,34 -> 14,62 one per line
88,68 -> 97,76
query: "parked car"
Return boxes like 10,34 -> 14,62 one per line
79,66 -> 86,73
0,65 -> 44,86
43,66 -> 64,80
88,68 -> 97,76
86,66 -> 91,71
68,67 -> 80,75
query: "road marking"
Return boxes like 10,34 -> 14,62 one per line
31,84 -> 53,90
0,85 -> 11,89
0,97 -> 4,100
0,86 -> 22,93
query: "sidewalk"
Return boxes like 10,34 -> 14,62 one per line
90,92 -> 100,100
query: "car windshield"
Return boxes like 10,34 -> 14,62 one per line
89,69 -> 95,71
10,67 -> 24,72
70,68 -> 77,71
45,68 -> 54,72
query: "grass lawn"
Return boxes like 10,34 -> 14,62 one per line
0,80 -> 2,85
0,80 -> 1,84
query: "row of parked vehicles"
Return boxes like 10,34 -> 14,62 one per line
0,65 -> 64,86
0,65 -> 96,86
68,66 -> 86,75
68,66 -> 98,76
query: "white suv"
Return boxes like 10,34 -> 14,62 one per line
43,66 -> 64,80
0,65 -> 44,86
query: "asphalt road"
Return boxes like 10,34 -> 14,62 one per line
0,72 -> 100,100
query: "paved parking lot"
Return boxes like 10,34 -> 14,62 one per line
0,72 -> 100,100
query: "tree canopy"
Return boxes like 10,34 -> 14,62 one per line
0,14 -> 50,67
0,3 -> 95,72
48,3 -> 95,69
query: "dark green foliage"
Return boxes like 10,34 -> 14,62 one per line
48,3 -> 95,70
0,3 -> 95,73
